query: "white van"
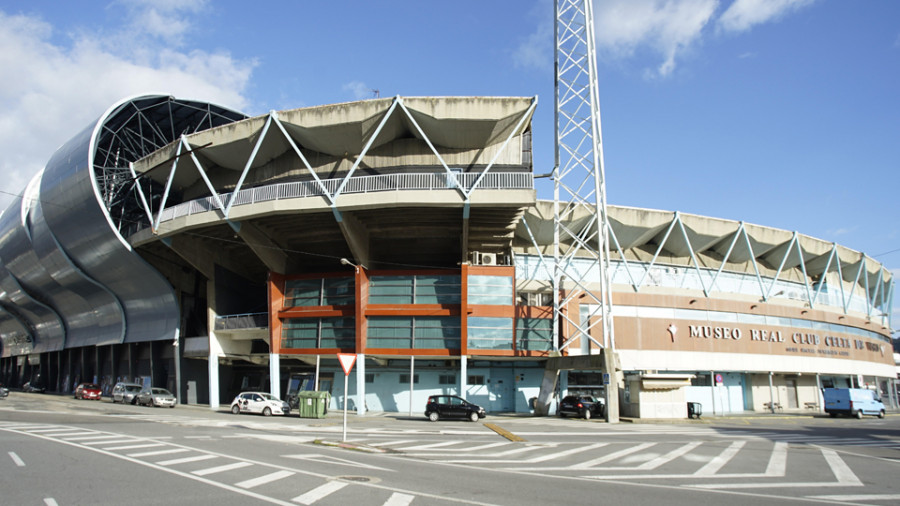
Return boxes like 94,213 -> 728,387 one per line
823,388 -> 885,419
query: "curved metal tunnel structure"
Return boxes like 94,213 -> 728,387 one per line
0,95 -> 246,359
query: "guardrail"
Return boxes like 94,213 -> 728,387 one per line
214,312 -> 269,331
126,172 -> 532,236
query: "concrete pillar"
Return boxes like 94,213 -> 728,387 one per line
604,350 -> 619,423
207,276 -> 220,410
356,353 -> 365,416
459,356 -> 468,400
768,372 -> 775,413
710,370 -> 717,416
269,353 -> 281,399
408,356 -> 415,417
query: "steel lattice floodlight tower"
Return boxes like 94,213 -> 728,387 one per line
553,0 -> 618,421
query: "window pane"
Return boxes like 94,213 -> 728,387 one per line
467,275 -> 513,305
284,279 -> 321,307
322,277 -> 354,306
468,316 -> 513,350
516,318 -> 552,351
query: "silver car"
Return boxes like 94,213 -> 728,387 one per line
112,382 -> 143,404
136,387 -> 176,408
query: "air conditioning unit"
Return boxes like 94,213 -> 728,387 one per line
480,253 -> 497,266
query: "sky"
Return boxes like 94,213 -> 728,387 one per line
0,0 -> 897,325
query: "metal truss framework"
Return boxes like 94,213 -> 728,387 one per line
94,97 -> 247,234
128,96 -> 537,266
521,212 -> 894,329
553,0 -> 614,352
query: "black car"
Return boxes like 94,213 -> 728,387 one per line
425,395 -> 486,422
558,395 -> 604,419
0,383 -> 8,398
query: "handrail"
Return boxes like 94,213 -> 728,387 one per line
130,172 -> 532,235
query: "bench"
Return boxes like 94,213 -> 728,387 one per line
764,402 -> 783,412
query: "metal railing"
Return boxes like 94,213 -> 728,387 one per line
214,312 -> 269,331
139,172 -> 532,231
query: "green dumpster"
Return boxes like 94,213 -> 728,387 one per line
296,390 -> 330,418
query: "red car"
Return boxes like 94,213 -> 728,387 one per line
74,383 -> 102,400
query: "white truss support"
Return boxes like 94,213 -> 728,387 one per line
154,138 -> 185,231
466,98 -> 538,196
763,233 -> 799,302
740,226 -> 768,303
396,99 -> 465,200
271,115 -> 336,207
709,225 -> 743,294
884,282 -> 894,328
635,215 -> 679,291
835,251 -> 849,314
331,97 -> 401,202
794,235 -> 814,308
673,214 -> 711,297
181,134 -> 227,214
127,161 -> 154,230
520,217 -> 555,283
225,113 -> 274,218
606,221 -> 638,289
846,257 -> 865,314
812,245 -> 838,306
863,257 -> 872,317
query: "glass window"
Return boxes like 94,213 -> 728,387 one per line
399,374 -> 419,384
516,318 -> 553,351
468,375 -> 485,385
281,317 -> 355,349
468,316 -> 513,350
284,277 -> 354,307
439,374 -> 456,385
367,316 -> 460,349
284,279 -> 322,307
369,275 -> 461,304
467,275 -> 513,305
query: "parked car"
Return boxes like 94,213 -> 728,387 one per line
823,388 -> 885,419
136,388 -> 176,408
111,382 -> 143,404
0,383 -> 8,398
558,395 -> 604,420
74,383 -> 102,400
425,395 -> 486,422
230,392 -> 291,416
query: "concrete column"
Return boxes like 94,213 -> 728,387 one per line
768,372 -> 775,413
269,353 -> 281,399
710,370 -> 717,416
356,353 -> 365,416
408,356 -> 415,417
815,373 -> 823,411
459,356 -> 468,400
207,276 -> 220,410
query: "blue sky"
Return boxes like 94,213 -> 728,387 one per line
0,1 -> 897,323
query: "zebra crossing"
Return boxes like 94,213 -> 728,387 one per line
0,421 -> 422,505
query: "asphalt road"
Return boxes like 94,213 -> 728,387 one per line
1,393 -> 899,505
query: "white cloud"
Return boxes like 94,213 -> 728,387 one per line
718,0 -> 817,33
0,7 -> 255,210
512,0 -> 553,70
343,81 -> 378,100
594,0 -> 718,78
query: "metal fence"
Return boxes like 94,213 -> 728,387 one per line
138,172 -> 532,232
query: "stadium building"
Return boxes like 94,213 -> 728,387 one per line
0,95 -> 895,418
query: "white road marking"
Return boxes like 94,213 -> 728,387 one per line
688,448 -> 862,489
568,442 -> 656,469
822,448 -> 862,485
9,451 -> 25,466
62,434 -> 121,441
446,442 -> 608,464
282,454 -> 390,471
192,461 -> 253,476
43,499 -> 58,506
402,441 -> 466,450
236,470 -> 295,489
103,442 -> 164,451
807,494 -> 900,501
693,441 -> 746,476
382,492 -> 415,506
765,441 -> 787,476
636,442 -> 703,470
292,480 -> 348,504
127,448 -> 189,458
156,454 -> 219,466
